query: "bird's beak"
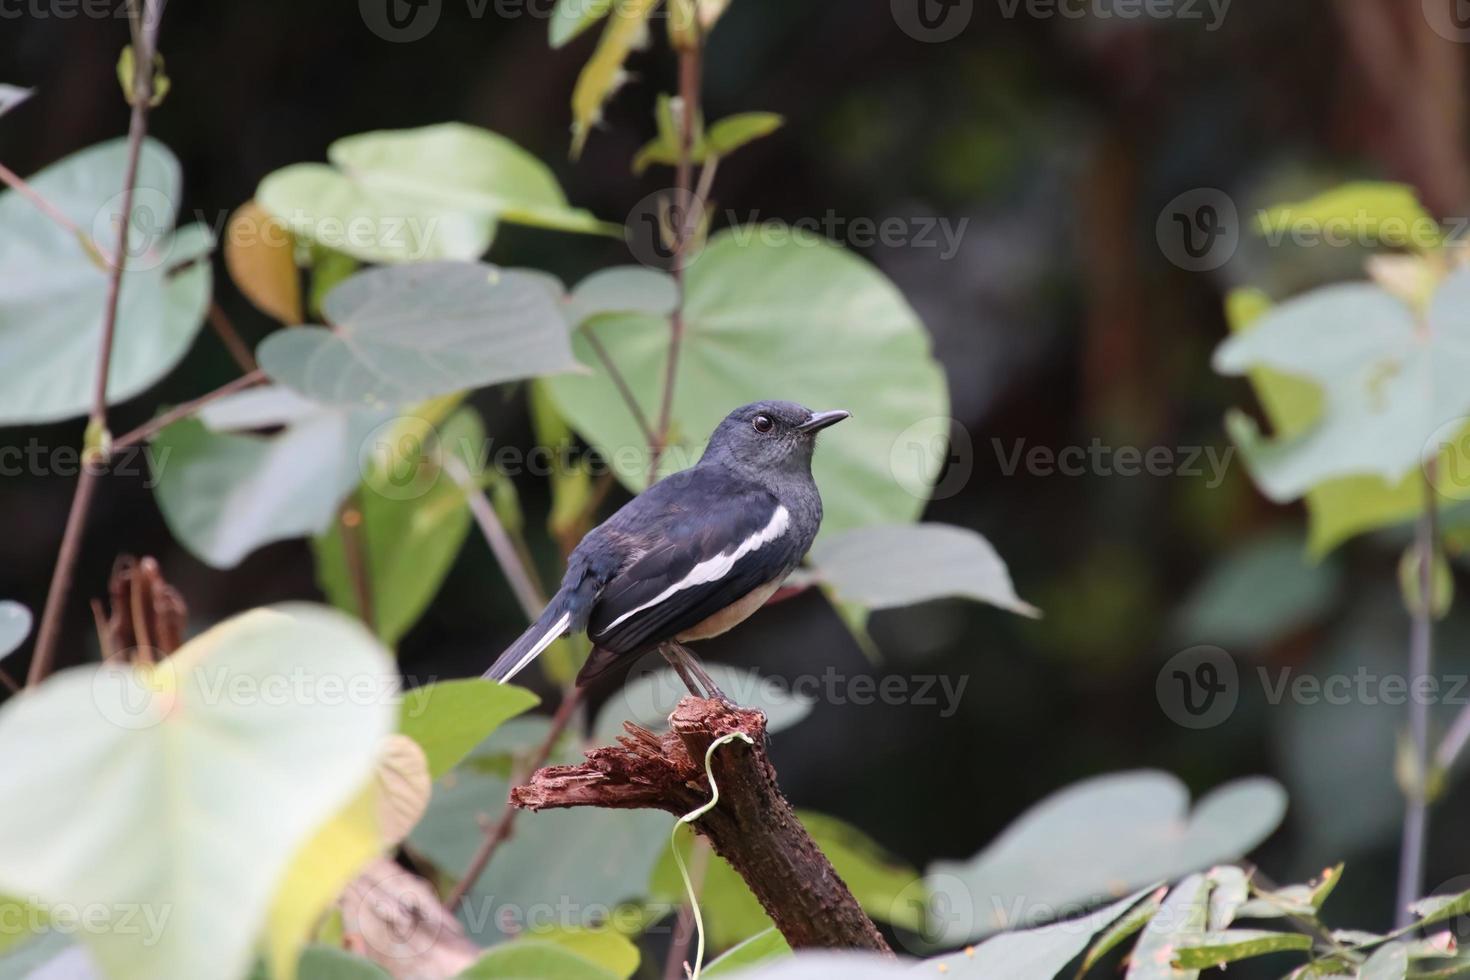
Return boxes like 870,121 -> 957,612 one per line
798,409 -> 850,433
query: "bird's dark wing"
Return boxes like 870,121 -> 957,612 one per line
585,467 -> 804,654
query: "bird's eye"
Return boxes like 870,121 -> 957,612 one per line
752,414 -> 774,433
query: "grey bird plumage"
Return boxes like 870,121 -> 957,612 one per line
485,400 -> 848,688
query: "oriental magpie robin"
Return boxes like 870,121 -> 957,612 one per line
486,401 -> 848,695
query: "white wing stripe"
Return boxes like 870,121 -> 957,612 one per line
597,505 -> 791,635
498,611 -> 571,684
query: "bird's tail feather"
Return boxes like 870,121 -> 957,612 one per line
486,597 -> 575,683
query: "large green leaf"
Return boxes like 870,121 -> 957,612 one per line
1215,272 -> 1470,502
923,771 -> 1286,945
545,230 -> 950,537
0,605 -> 397,980
150,386 -> 387,568
398,679 -> 540,780
313,407 -> 484,644
0,138 -> 211,424
258,263 -> 578,409
256,124 -> 614,264
809,523 -> 1038,617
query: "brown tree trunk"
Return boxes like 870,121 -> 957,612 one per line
512,697 -> 893,954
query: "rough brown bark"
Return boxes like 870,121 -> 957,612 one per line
512,697 -> 892,953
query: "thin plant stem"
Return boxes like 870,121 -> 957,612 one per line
206,302 -> 259,373
445,455 -> 547,621
1396,470 -> 1439,927
27,469 -> 102,685
28,0 -> 163,686
649,39 -> 705,481
580,322 -> 657,448
111,369 -> 267,451
338,494 -> 376,634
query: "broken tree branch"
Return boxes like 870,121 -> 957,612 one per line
512,697 -> 892,954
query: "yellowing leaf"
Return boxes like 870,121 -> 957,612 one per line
224,199 -> 303,325
266,783 -> 383,980
571,0 -> 659,158
1255,181 -> 1438,251
375,734 -> 431,847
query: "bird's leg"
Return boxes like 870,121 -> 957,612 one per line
658,643 -> 706,698
666,641 -> 732,705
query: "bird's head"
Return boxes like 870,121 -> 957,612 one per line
702,401 -> 849,476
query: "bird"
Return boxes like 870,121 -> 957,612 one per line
485,400 -> 849,697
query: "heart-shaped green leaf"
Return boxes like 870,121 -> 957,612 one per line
560,266 -> 679,326
257,262 -> 579,408
923,771 -> 1286,945
809,523 -> 1038,617
256,124 -> 615,264
150,386 -> 388,568
544,230 -> 950,538
0,138 -> 211,424
0,604 -> 397,980
1215,271 -> 1470,502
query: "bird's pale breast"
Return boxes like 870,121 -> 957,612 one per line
675,577 -> 786,641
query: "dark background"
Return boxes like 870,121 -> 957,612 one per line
5,0 -> 1470,942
